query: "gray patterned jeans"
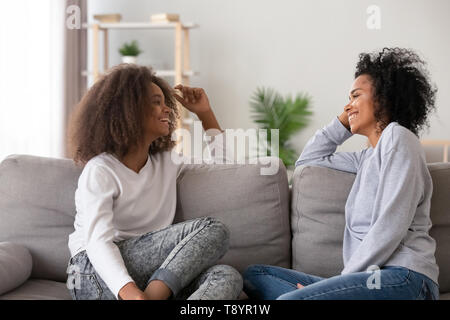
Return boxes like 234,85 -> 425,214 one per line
66,217 -> 243,300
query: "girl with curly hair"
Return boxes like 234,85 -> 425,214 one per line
244,48 -> 440,300
66,64 -> 242,300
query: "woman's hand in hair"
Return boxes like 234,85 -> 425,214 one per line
173,85 -> 222,132
173,85 -> 211,115
338,104 -> 351,131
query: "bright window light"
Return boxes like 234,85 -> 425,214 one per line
0,0 -> 64,162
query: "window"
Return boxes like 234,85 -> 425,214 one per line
0,0 -> 64,161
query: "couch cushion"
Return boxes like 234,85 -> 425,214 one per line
440,292 -> 450,300
428,163 -> 450,293
0,155 -> 82,282
0,279 -> 71,300
0,154 -> 291,286
0,242 -> 33,295
291,163 -> 450,293
174,158 -> 291,273
291,165 -> 352,278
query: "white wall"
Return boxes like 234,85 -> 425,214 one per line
88,0 -> 450,155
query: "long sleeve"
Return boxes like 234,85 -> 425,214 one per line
77,165 -> 134,299
295,117 -> 365,173
341,146 -> 425,274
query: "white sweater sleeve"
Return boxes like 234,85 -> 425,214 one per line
78,164 -> 134,299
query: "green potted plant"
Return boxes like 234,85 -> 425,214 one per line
250,87 -> 312,175
119,40 -> 142,64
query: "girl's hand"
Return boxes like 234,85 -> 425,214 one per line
297,283 -> 304,289
118,281 -> 147,300
173,84 -> 211,115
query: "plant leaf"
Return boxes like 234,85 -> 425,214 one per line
250,87 -> 313,168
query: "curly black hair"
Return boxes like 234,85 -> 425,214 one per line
355,47 -> 437,136
67,64 -> 180,166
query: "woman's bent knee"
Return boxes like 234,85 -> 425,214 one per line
243,264 -> 270,278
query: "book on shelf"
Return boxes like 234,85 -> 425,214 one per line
150,13 -> 180,23
93,14 -> 122,23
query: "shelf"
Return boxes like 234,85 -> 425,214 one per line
155,70 -> 199,77
82,69 -> 199,77
83,22 -> 199,30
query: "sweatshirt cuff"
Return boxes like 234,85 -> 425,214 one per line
112,275 -> 135,300
327,117 -> 353,145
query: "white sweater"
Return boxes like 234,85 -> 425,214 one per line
68,133 -> 228,299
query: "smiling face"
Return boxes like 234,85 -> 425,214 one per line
144,82 -> 172,141
346,74 -> 378,136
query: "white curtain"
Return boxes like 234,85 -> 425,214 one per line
64,0 -> 87,158
0,0 -> 65,162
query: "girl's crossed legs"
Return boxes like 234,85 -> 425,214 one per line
67,217 -> 243,300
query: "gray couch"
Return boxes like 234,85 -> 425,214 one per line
0,154 -> 448,300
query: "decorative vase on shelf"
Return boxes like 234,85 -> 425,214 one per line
121,56 -> 137,64
119,40 -> 142,65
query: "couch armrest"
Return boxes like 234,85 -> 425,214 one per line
0,242 -> 33,295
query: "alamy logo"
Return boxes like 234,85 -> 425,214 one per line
170,121 -> 280,176
66,5 -> 81,30
366,265 -> 381,289
366,5 -> 381,30
66,264 -> 81,290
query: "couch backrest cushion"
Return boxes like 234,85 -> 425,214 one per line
174,159 -> 291,273
0,155 -> 291,282
291,163 -> 450,293
291,165 -> 352,278
0,155 -> 82,282
428,163 -> 450,293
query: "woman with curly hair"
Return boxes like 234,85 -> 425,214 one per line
244,48 -> 440,300
66,64 -> 242,300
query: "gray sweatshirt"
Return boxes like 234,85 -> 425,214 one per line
295,117 -> 439,285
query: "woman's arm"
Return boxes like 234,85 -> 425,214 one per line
173,85 -> 233,164
174,85 -> 222,132
295,111 -> 365,173
78,165 -> 144,300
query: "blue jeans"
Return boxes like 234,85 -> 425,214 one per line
243,264 -> 439,300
